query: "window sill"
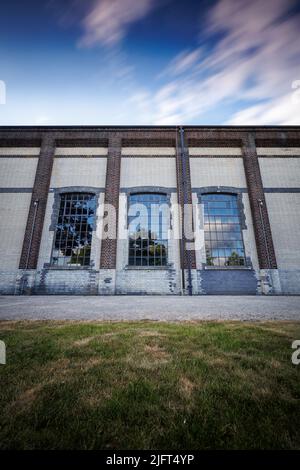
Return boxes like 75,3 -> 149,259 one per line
204,265 -> 252,270
43,264 -> 93,270
125,265 -> 170,270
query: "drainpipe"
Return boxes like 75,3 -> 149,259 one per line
179,126 -> 193,296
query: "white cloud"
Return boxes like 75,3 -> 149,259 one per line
160,48 -> 203,77
228,93 -> 300,125
127,0 -> 300,124
79,0 -> 157,47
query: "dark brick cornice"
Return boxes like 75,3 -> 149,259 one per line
0,126 -> 299,153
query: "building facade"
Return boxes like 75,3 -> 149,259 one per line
0,125 -> 299,295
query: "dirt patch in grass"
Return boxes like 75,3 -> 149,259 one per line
144,344 -> 169,358
138,330 -> 167,337
74,336 -> 97,346
9,384 -> 43,413
179,376 -> 195,399
73,332 -> 120,347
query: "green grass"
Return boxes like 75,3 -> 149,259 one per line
0,320 -> 300,450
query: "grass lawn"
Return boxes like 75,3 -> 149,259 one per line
0,320 -> 299,450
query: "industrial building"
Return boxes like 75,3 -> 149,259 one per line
0,126 -> 299,295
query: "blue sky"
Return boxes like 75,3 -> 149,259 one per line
0,0 -> 299,125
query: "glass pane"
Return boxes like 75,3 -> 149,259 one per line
51,193 -> 95,266
128,193 -> 169,266
203,194 -> 246,266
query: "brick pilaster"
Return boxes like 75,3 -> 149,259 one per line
100,133 -> 122,269
19,134 -> 55,269
175,128 -> 196,275
242,133 -> 277,269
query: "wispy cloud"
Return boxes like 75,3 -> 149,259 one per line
128,0 -> 300,124
228,93 -> 300,125
78,0 -> 158,47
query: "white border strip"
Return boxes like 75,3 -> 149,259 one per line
122,147 -> 176,155
189,147 -> 242,156
0,148 -> 40,155
55,148 -> 108,156
257,147 -> 300,156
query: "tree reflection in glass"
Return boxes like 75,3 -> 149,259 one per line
128,193 -> 168,267
202,193 -> 246,267
51,193 -> 96,266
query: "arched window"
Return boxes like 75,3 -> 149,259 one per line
128,193 -> 169,267
202,193 -> 246,267
51,193 -> 96,267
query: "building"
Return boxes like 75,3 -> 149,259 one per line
0,125 -> 299,296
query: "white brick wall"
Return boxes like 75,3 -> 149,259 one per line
265,193 -> 300,269
0,193 -> 31,270
50,158 -> 107,188
0,158 -> 38,187
192,192 -> 206,268
37,193 -> 55,269
259,158 -> 300,187
242,194 -> 259,270
122,147 -> 175,155
120,158 -> 176,187
190,158 -> 246,188
92,192 -> 105,271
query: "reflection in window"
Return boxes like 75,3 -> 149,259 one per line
128,193 -> 168,266
51,193 -> 96,267
202,193 -> 246,267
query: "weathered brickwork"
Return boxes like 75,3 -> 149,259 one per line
116,268 -> 180,295
35,268 -> 98,295
100,134 -> 122,271
200,269 -> 258,295
242,134 -> 277,270
175,128 -> 196,286
0,126 -> 299,295
19,135 -> 55,269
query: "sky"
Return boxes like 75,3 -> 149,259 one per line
0,0 -> 300,125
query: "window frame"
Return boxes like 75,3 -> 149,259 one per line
48,188 -> 99,269
197,188 -> 250,269
126,189 -> 171,269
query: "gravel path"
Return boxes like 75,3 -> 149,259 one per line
0,295 -> 299,321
